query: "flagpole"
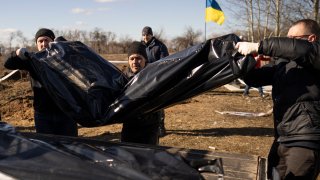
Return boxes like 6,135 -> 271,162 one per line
205,0 -> 207,41
205,21 -> 207,41
205,25 -> 207,41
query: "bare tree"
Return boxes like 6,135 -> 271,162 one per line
171,37 -> 189,52
314,0 -> 319,22
263,0 -> 272,39
245,0 -> 254,42
170,26 -> 202,51
153,27 -> 165,42
256,0 -> 261,39
89,28 -> 106,53
103,31 -> 117,53
224,0 -> 314,39
16,31 -> 28,47
118,35 -> 133,54
7,32 -> 15,52
0,43 -> 4,56
275,0 -> 281,36
184,26 -> 202,46
55,29 -> 89,43
7,31 -> 28,51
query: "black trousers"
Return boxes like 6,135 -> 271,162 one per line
121,112 -> 160,145
34,111 -> 78,137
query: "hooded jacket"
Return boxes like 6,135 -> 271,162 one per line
243,37 -> 320,148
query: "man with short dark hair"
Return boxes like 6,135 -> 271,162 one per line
4,28 -> 78,137
141,26 -> 169,137
236,19 -> 320,179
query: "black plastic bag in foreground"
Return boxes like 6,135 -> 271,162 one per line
0,122 -> 203,180
29,34 -> 255,126
105,34 -> 256,123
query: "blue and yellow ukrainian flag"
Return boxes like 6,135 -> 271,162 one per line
205,0 -> 225,25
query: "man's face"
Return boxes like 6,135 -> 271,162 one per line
128,54 -> 146,74
36,36 -> 53,51
287,23 -> 316,42
142,34 -> 152,43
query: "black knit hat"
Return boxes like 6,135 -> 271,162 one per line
142,26 -> 153,36
128,41 -> 148,60
35,28 -> 55,41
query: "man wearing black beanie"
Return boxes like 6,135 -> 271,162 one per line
127,41 -> 148,61
35,28 -> 55,42
4,28 -> 78,137
121,41 -> 160,145
125,41 -> 148,76
34,28 -> 55,51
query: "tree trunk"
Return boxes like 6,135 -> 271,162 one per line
275,0 -> 281,36
263,0 -> 271,39
257,0 -> 261,41
245,0 -> 254,42
249,0 -> 254,42
314,0 -> 319,22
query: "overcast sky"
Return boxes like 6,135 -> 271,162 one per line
0,0 -> 238,46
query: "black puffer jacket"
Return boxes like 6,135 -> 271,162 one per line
243,37 -> 320,146
142,37 -> 169,63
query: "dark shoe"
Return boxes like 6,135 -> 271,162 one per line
158,125 -> 166,137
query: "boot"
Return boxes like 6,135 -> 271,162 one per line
158,110 -> 166,137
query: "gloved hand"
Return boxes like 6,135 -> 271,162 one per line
16,48 -> 29,60
235,42 -> 259,55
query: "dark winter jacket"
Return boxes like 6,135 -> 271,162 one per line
243,37 -> 320,148
143,37 -> 169,63
121,66 -> 160,144
4,51 -> 63,113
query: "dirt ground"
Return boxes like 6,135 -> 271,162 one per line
2,53 -> 320,180
0,54 -> 275,159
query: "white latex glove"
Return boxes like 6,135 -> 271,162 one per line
16,48 -> 29,60
235,42 -> 259,55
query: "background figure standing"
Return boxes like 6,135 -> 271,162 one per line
141,26 -> 169,63
4,28 -> 78,137
242,85 -> 264,97
236,19 -> 320,179
121,41 -> 161,145
141,26 -> 169,137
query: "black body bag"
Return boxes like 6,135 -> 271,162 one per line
29,34 -> 255,126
